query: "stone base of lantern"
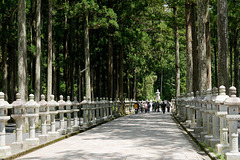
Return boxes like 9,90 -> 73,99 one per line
48,131 -> 59,140
194,126 -> 203,133
204,134 -> 213,145
225,152 -> 240,160
82,122 -> 88,129
209,138 -> 220,148
10,142 -> 27,154
190,122 -> 196,129
67,127 -> 73,133
216,143 -> 229,154
200,131 -> 207,139
57,129 -> 66,135
38,134 -> 50,144
96,119 -> 101,124
73,125 -> 80,132
25,138 -> 39,147
185,120 -> 191,127
92,120 -> 97,126
0,146 -> 11,158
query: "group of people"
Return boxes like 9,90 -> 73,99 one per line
133,100 -> 171,114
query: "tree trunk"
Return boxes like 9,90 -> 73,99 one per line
53,43 -> 57,98
217,0 -> 229,93
234,29 -> 239,96
197,0 -> 207,95
108,34 -> 113,99
185,0 -> 193,93
205,1 -> 211,89
18,0 -> 28,102
35,0 -> 41,102
229,37 -> 233,86
191,2 -> 198,93
1,20 -> 8,99
133,68 -> 136,100
174,7 -> 180,97
120,46 -> 124,114
84,13 -> 91,100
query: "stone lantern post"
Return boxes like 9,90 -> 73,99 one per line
87,98 -> 92,126
109,98 -> 113,118
200,90 -> 208,139
65,96 -> 73,133
194,91 -> 203,133
156,89 -> 161,101
204,89 -> 213,143
209,87 -> 219,147
224,86 -> 240,160
189,92 -> 196,128
11,93 -> 26,153
25,94 -> 40,147
91,99 -> 96,125
81,97 -> 88,128
215,85 -> 229,154
0,92 -> 12,157
57,95 -> 66,135
38,94 -> 49,143
47,95 -> 59,140
181,94 -> 187,122
72,96 -> 80,131
185,93 -> 192,126
95,98 -> 100,124
117,98 -> 120,116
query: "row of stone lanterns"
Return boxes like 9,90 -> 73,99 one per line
175,85 -> 240,160
0,92 -> 125,158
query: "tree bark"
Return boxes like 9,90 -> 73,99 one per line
205,0 -> 211,89
185,0 -> 193,93
174,7 -> 180,97
108,34 -> 113,99
84,13 -> 91,100
217,0 -> 229,93
120,46 -> 124,114
197,0 -> 207,95
234,29 -> 239,96
18,0 -> 28,102
191,2 -> 198,93
35,0 -> 41,102
47,0 -> 53,101
133,68 -> 136,100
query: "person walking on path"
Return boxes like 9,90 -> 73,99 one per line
161,101 -> 166,114
166,101 -> 170,112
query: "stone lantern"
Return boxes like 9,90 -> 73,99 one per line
38,94 -> 49,143
72,96 -> 80,131
215,85 -> 229,154
156,89 -> 161,101
95,98 -> 100,124
185,93 -> 192,126
194,91 -> 203,133
109,98 -> 113,119
200,90 -> 209,139
117,98 -> 120,115
91,99 -> 96,125
0,92 -> 11,157
224,86 -> 240,160
25,94 -> 40,147
189,92 -> 196,128
209,87 -> 219,147
57,95 -> 66,135
81,96 -> 88,128
65,96 -> 73,133
47,95 -> 59,140
11,93 -> 26,153
204,89 -> 214,143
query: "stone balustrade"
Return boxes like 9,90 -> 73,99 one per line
0,92 -> 132,158
175,85 -> 240,160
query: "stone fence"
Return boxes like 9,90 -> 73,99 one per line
0,92 -> 135,158
174,85 -> 240,160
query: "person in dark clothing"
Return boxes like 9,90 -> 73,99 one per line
161,101 -> 166,114
156,102 -> 160,112
147,102 -> 151,113
166,101 -> 170,112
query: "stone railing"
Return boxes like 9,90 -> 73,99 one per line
175,85 -> 240,160
0,93 -> 133,158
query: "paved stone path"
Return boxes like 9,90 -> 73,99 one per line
16,113 -> 211,160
